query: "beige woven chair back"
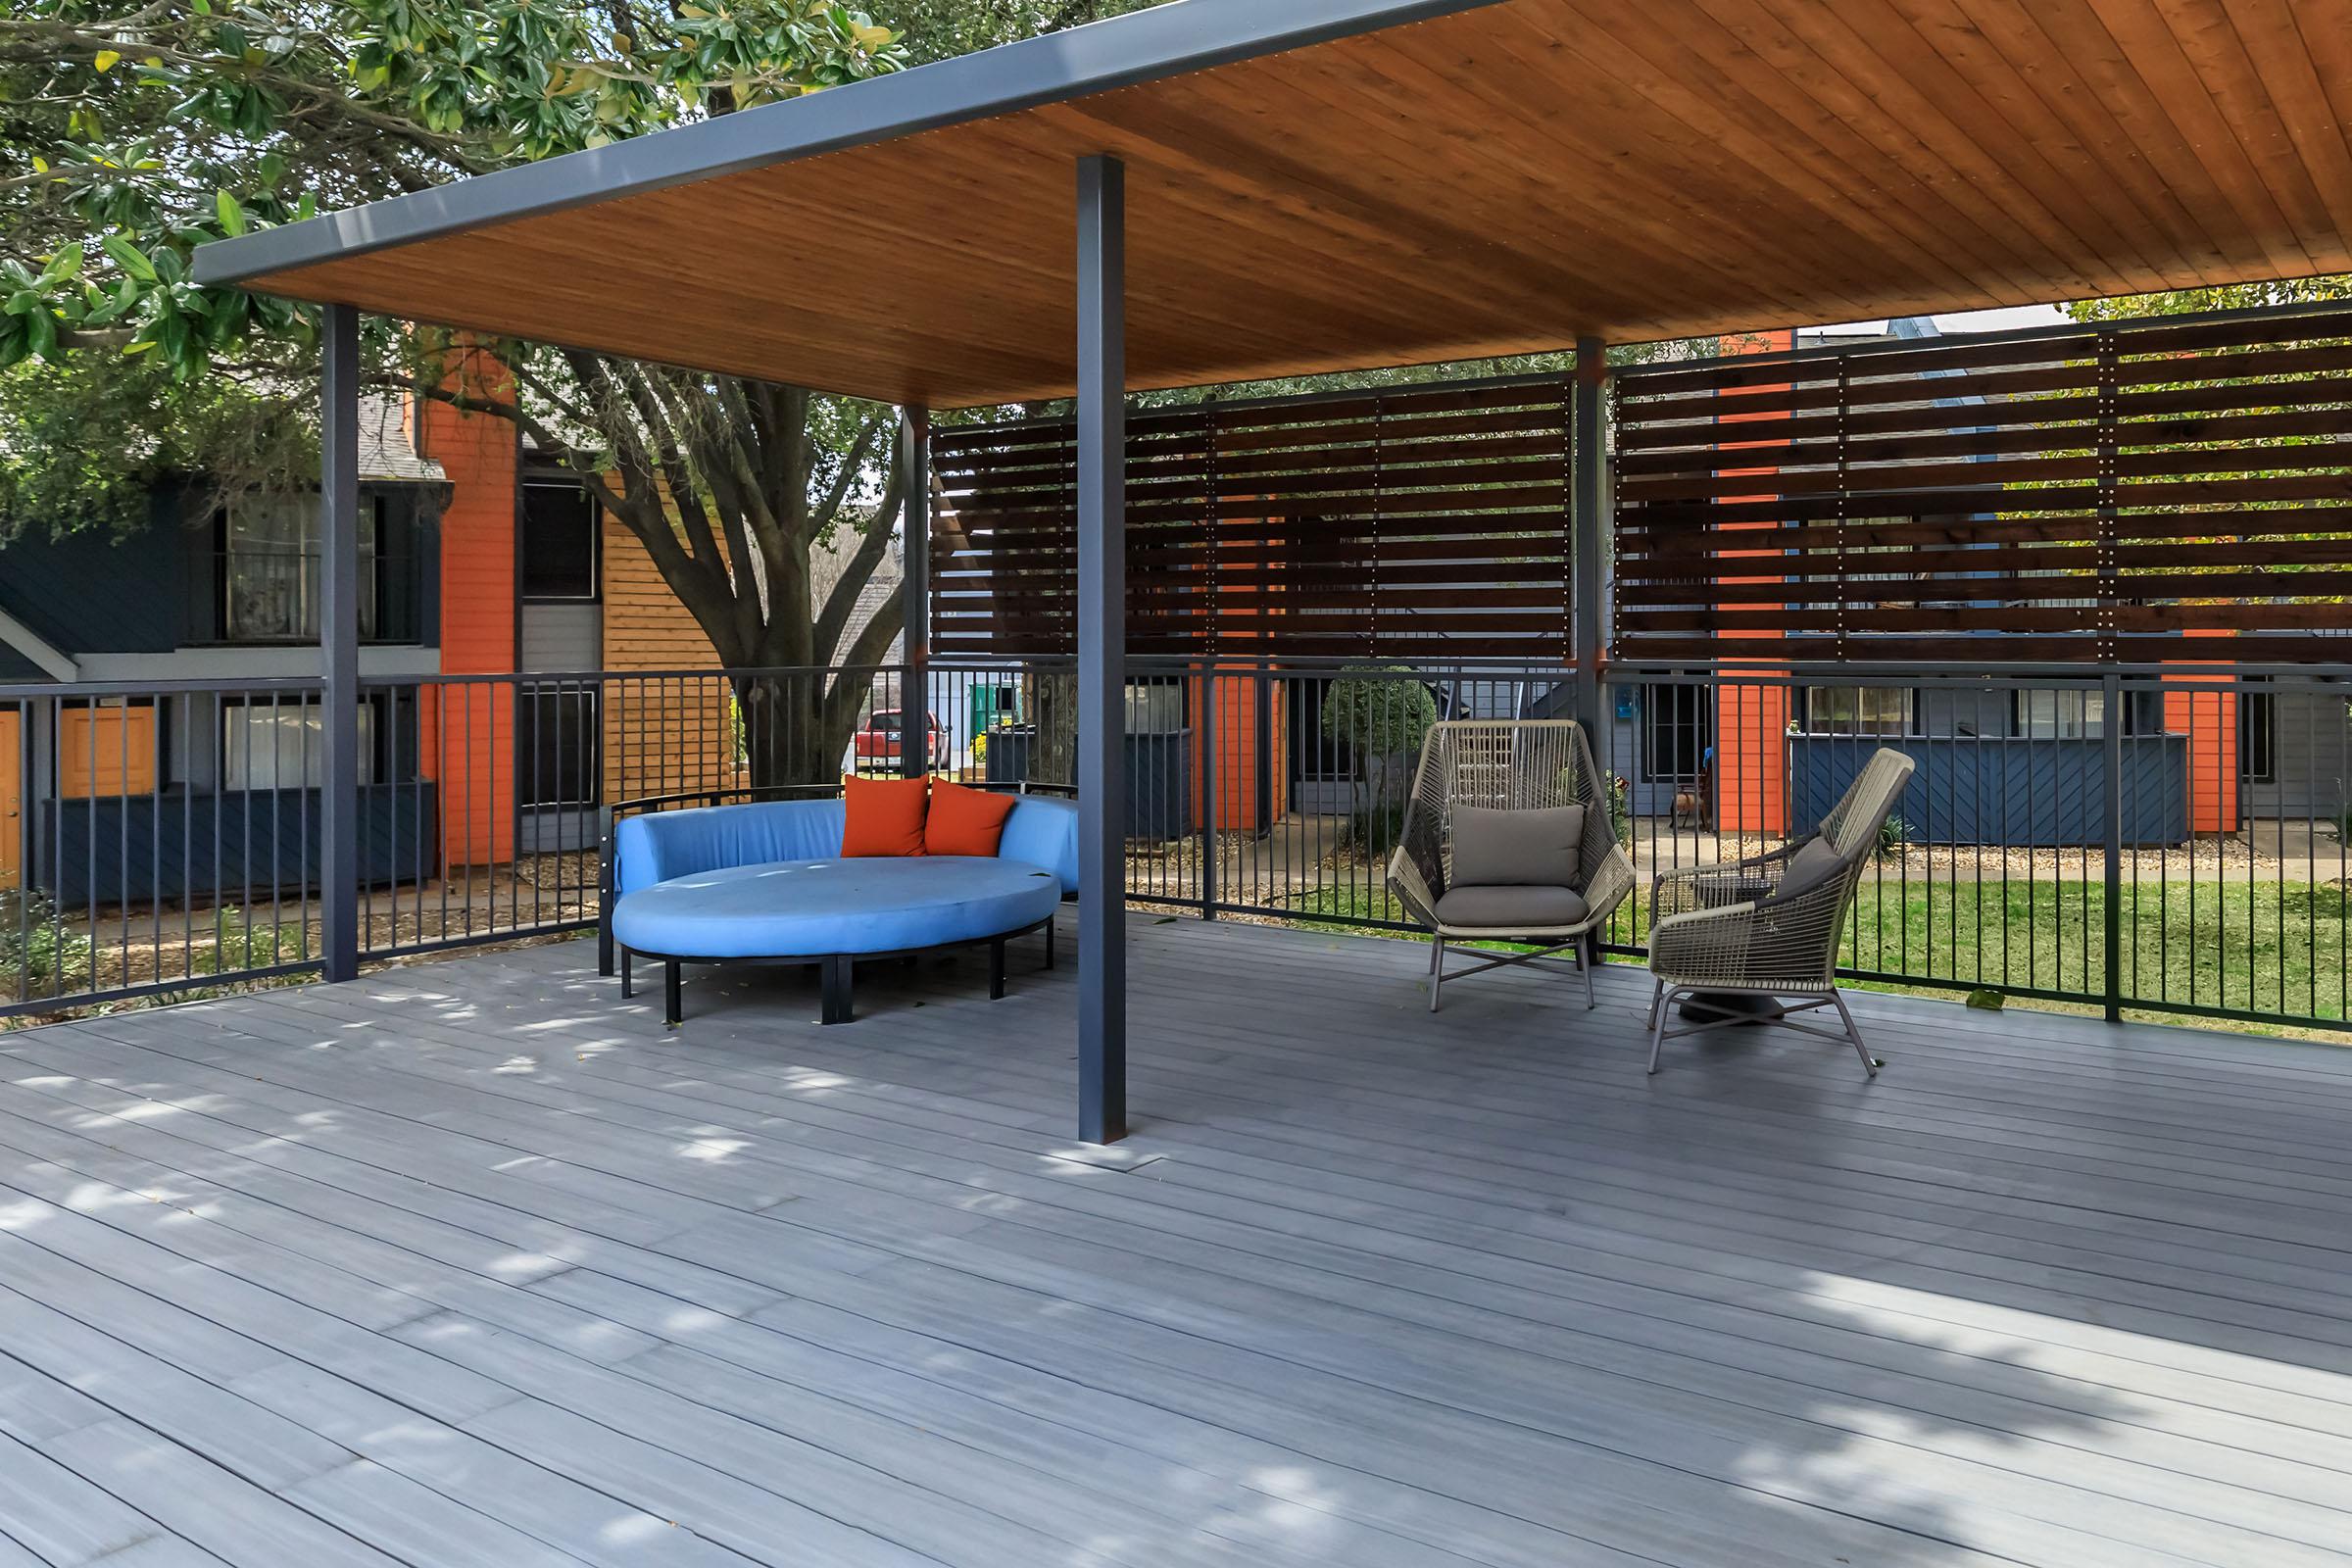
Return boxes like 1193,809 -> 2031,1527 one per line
1419,719 -> 1592,815
1819,747 -> 1917,859
1404,719 -> 1620,898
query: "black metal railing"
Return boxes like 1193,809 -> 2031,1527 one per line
7,659 -> 2349,1039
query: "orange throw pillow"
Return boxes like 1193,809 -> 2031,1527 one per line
925,779 -> 1018,858
841,773 -> 929,857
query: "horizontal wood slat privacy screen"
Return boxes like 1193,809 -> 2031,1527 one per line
930,379 -> 1573,659
1613,309 -> 2352,663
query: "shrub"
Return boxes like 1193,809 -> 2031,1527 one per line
0,890 -> 94,996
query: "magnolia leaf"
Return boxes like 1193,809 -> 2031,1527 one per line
94,50 -> 122,73
216,189 -> 249,236
99,234 -> 156,283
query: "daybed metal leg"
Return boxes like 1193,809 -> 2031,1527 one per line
1647,987 -> 1672,1075
1830,989 -> 1880,1078
989,938 -> 1007,1000
1428,938 -> 1446,1011
820,955 -> 854,1025
662,961 -> 682,1027
619,950 -> 633,999
1047,917 -> 1056,970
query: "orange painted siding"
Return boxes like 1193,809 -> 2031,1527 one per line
1711,329 -> 1795,835
57,706 -> 158,801
1190,670 -> 1287,831
597,505 -> 734,805
0,709 -> 17,890
2167,631 -> 2239,833
413,348 -> 516,869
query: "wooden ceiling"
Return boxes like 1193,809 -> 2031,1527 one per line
214,0 -> 2352,407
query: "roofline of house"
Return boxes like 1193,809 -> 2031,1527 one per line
0,606 -> 80,682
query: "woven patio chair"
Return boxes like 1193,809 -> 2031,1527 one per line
1388,719 -> 1636,1009
1644,747 -> 1917,1077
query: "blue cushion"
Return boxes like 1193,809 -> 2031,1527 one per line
612,857 -> 1061,959
612,799 -> 846,896
612,794 -> 1080,897
998,796 -> 1079,891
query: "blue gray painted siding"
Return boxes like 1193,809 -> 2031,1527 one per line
1789,734 -> 2189,847
34,780 -> 438,906
0,484 -> 439,655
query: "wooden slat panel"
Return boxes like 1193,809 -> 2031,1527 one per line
1613,309 -> 2352,662
933,378 -> 1571,659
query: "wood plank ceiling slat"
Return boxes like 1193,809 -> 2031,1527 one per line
224,0 -> 2352,407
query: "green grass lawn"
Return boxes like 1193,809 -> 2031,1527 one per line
1280,875 -> 2352,1024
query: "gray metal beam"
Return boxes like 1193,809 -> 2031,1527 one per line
902,406 -> 931,779
1076,154 -> 1126,1146
1570,336 -> 1606,744
194,0 -> 1502,290
319,303 -> 363,983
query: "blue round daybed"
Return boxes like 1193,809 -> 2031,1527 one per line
605,793 -> 1080,1025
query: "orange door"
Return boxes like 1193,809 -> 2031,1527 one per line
0,709 -> 19,890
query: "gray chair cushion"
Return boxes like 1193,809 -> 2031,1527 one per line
1449,804 -> 1585,889
1766,833 -> 1848,906
1434,884 -> 1591,931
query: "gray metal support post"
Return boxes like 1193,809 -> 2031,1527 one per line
1076,154 -> 1127,1144
1570,336 -> 1607,744
1199,664 -> 1217,918
902,406 -> 931,778
319,303 -> 363,983
2103,669 -> 2124,1022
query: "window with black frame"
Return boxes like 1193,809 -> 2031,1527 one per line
516,685 -> 600,808
1803,686 -> 1913,737
520,480 -> 598,600
220,495 -> 382,642
1639,682 -> 1709,782
220,697 -> 379,791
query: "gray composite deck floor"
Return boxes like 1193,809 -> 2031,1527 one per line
2,914 -> 2351,1568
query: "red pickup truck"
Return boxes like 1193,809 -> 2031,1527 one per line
851,710 -> 947,769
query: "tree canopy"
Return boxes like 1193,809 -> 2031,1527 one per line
0,0 -> 1152,781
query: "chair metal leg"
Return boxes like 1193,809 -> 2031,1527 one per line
662,961 -> 682,1027
1643,976 -> 1664,1030
1830,989 -> 1880,1078
1428,938 -> 1446,1011
820,955 -> 854,1024
1578,937 -> 1595,1009
1647,986 -> 1673,1074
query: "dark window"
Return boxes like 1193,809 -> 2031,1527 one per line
2241,687 -> 2277,785
1639,683 -> 1708,783
517,685 -> 600,808
520,481 -> 597,600
220,495 -> 383,641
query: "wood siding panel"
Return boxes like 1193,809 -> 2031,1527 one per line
597,509 -> 734,808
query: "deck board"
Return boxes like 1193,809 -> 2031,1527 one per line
2,913 -> 2350,1566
